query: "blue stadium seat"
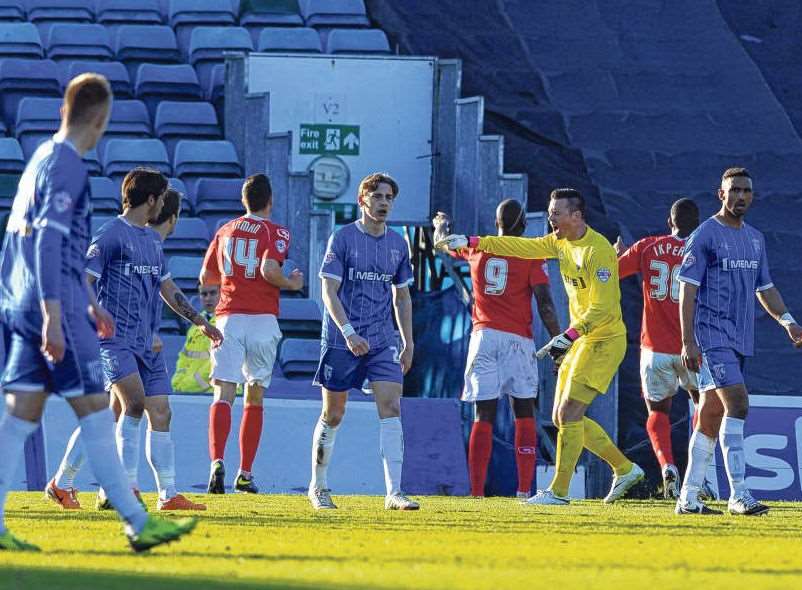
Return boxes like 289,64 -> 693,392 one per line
114,25 -> 180,76
88,176 -> 121,214
108,99 -> 151,137
83,147 -> 101,176
256,26 -> 321,53
97,0 -> 163,28
167,255 -> 204,291
64,60 -> 132,98
278,298 -> 322,339
240,0 -> 303,45
0,2 -> 24,22
154,100 -> 221,158
134,63 -> 202,117
163,217 -> 210,257
167,176 -> 192,213
0,58 -> 61,131
0,22 -> 43,58
188,26 -> 252,89
0,137 -> 24,173
173,139 -> 242,195
299,0 -> 369,28
27,0 -> 93,40
90,214 -> 113,236
325,28 -> 389,54
278,338 -> 319,377
0,118 -> 6,136
169,0 -> 236,57
205,62 -> 225,125
14,96 -> 59,157
46,24 -> 113,62
194,177 -> 243,224
103,138 -> 171,180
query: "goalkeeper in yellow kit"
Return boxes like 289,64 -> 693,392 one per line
438,189 -> 644,504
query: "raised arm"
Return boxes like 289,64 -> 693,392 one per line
477,234 -> 558,260
392,285 -> 414,374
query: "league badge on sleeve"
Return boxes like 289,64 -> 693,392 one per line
682,253 -> 696,268
54,191 -> 72,213
324,250 -> 336,264
276,239 -> 287,254
596,267 -> 611,283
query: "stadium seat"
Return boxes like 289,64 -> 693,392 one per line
173,139 -> 242,196
114,25 -> 180,76
83,147 -> 101,176
0,22 -> 43,59
205,62 -> 225,125
134,63 -> 203,117
167,255 -> 204,292
27,0 -> 93,40
240,0 -> 303,45
277,298 -> 322,339
97,0 -> 163,28
278,338 -> 319,377
256,26 -> 321,53
102,138 -> 171,180
0,58 -> 61,131
90,214 -> 113,236
188,26 -> 253,89
163,217 -> 210,257
0,2 -> 24,22
325,29 -> 390,54
194,177 -> 242,207
299,0 -> 369,28
167,176 -> 193,213
97,99 -> 152,157
14,96 -> 60,157
64,60 -> 132,98
88,176 -> 121,214
46,24 -> 113,62
159,332 -> 185,377
0,137 -> 24,174
169,0 -> 236,57
154,100 -> 221,158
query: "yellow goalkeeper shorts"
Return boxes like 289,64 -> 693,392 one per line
556,334 -> 627,404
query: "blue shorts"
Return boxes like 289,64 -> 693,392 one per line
0,305 -> 105,397
698,347 -> 745,392
100,344 -> 172,396
313,345 -> 403,391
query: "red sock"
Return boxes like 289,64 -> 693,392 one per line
468,421 -> 493,496
239,405 -> 264,474
646,410 -> 674,467
209,400 -> 231,462
514,417 -> 537,495
691,407 -> 699,431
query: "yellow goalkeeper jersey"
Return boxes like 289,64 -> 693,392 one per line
477,227 -> 625,341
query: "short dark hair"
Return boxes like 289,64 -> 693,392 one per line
358,173 -> 399,199
550,188 -> 585,218
121,167 -> 168,210
496,198 -> 526,235
241,174 -> 272,212
722,167 -> 751,183
63,73 -> 111,126
670,197 -> 699,237
151,188 -> 181,225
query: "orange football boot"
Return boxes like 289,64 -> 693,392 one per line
45,478 -> 81,510
157,493 -> 207,511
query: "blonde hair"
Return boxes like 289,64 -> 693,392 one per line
63,73 -> 111,126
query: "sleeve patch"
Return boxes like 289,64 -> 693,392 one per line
277,228 -> 290,240
595,267 -> 611,282
87,244 -> 101,259
682,253 -> 696,268
275,239 -> 287,254
324,250 -> 336,264
53,191 -> 72,213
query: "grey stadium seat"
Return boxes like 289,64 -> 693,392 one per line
257,27 -> 321,53
325,28 -> 390,54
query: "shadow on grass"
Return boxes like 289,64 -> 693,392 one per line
0,567 -> 387,590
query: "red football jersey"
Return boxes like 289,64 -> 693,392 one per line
618,234 -> 687,354
453,248 -> 549,339
201,214 -> 290,316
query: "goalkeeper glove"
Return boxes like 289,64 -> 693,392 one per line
434,234 -> 479,252
536,328 -> 580,366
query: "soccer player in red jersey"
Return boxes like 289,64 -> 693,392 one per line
434,199 -> 561,498
616,198 -> 713,499
200,174 -> 304,494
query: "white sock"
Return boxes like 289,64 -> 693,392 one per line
379,417 -> 404,497
79,409 -> 148,535
680,430 -> 716,504
116,414 -> 142,489
310,417 -> 339,490
720,417 -> 747,498
55,426 -> 85,489
0,414 -> 38,534
146,430 -> 177,501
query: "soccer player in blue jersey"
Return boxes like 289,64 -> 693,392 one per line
0,74 -> 196,552
676,167 -> 802,516
46,188 -> 203,511
308,173 -> 418,511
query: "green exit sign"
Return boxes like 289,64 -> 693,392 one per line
299,124 -> 360,156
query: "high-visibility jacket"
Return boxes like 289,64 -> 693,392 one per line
171,313 -> 215,393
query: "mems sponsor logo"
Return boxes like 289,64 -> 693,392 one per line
124,263 -> 161,276
722,257 -> 758,271
348,268 -> 393,282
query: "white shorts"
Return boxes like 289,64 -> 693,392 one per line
640,348 -> 699,403
210,313 -> 282,387
462,328 -> 538,403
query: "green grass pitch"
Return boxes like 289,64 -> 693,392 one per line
3,492 -> 802,590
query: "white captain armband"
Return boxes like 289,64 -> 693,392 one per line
779,313 -> 797,328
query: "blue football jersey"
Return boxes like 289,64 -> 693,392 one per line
678,217 -> 772,356
86,216 -> 170,352
0,138 -> 91,329
319,222 -> 413,351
